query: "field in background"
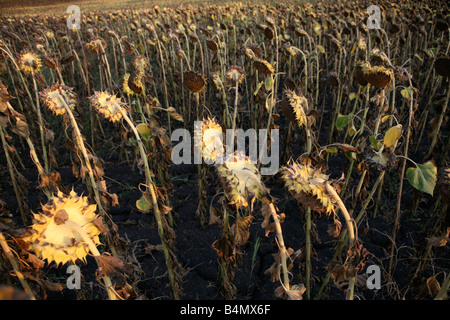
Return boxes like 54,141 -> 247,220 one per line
0,0 -> 238,16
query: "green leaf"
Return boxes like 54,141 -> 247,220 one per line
325,147 -> 338,153
400,87 -> 411,99
136,123 -> 152,141
348,123 -> 357,137
264,76 -> 273,91
136,193 -> 152,212
369,135 -> 382,149
406,161 -> 437,196
336,114 -> 350,129
344,150 -> 357,161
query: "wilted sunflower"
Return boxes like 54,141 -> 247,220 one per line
284,44 -> 302,57
217,152 -> 266,209
194,117 -> 224,163
248,43 -> 263,58
17,51 -> 42,76
188,32 -> 200,43
362,65 -> 394,89
132,55 -> 148,70
128,69 -> 145,95
281,160 -> 335,214
434,57 -> 450,78
369,49 -> 390,66
87,37 -> 107,54
40,85 -> 77,115
23,189 -> 104,266
356,37 -> 367,51
225,66 -> 246,86
253,58 -> 275,75
242,46 -> 257,60
206,38 -> 219,51
122,73 -> 134,95
89,91 -> 124,123
264,26 -> 274,40
43,53 -> 59,70
354,61 -> 370,86
184,70 -> 207,93
282,89 -> 309,128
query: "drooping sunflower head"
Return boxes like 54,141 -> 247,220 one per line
434,57 -> 450,78
369,48 -> 390,66
253,58 -> 275,75
122,73 -> 134,96
17,51 -> 42,76
183,70 -> 207,93
225,66 -> 246,86
128,69 -> 145,95
282,89 -> 309,128
281,160 -> 335,214
194,117 -> 224,164
354,61 -> 370,86
362,65 -> 394,89
206,38 -> 219,51
22,189 -> 104,266
131,55 -> 148,70
87,37 -> 107,53
217,152 -> 266,209
40,85 -> 77,116
90,91 -> 124,123
356,37 -> 367,51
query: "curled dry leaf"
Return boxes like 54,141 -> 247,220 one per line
328,217 -> 342,238
274,283 -> 306,300
97,252 -> 124,278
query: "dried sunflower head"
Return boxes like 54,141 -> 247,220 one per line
327,71 -> 340,87
354,61 -> 370,86
225,66 -> 246,86
45,30 -> 55,39
188,32 -> 200,43
264,26 -> 274,40
40,85 -> 77,116
217,152 -> 266,209
194,117 -> 224,163
132,55 -> 148,70
362,65 -> 394,89
356,37 -> 367,51
206,38 -> 219,51
90,91 -> 124,123
43,53 -> 59,70
184,70 -> 207,93
17,51 -> 42,76
281,160 -> 334,214
282,89 -> 309,128
434,57 -> 450,78
23,189 -> 104,266
369,48 -> 390,66
248,43 -> 263,58
128,69 -> 145,95
87,37 -> 107,53
122,73 -> 134,95
253,58 -> 275,75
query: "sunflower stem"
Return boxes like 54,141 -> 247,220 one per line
119,108 -> 180,300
